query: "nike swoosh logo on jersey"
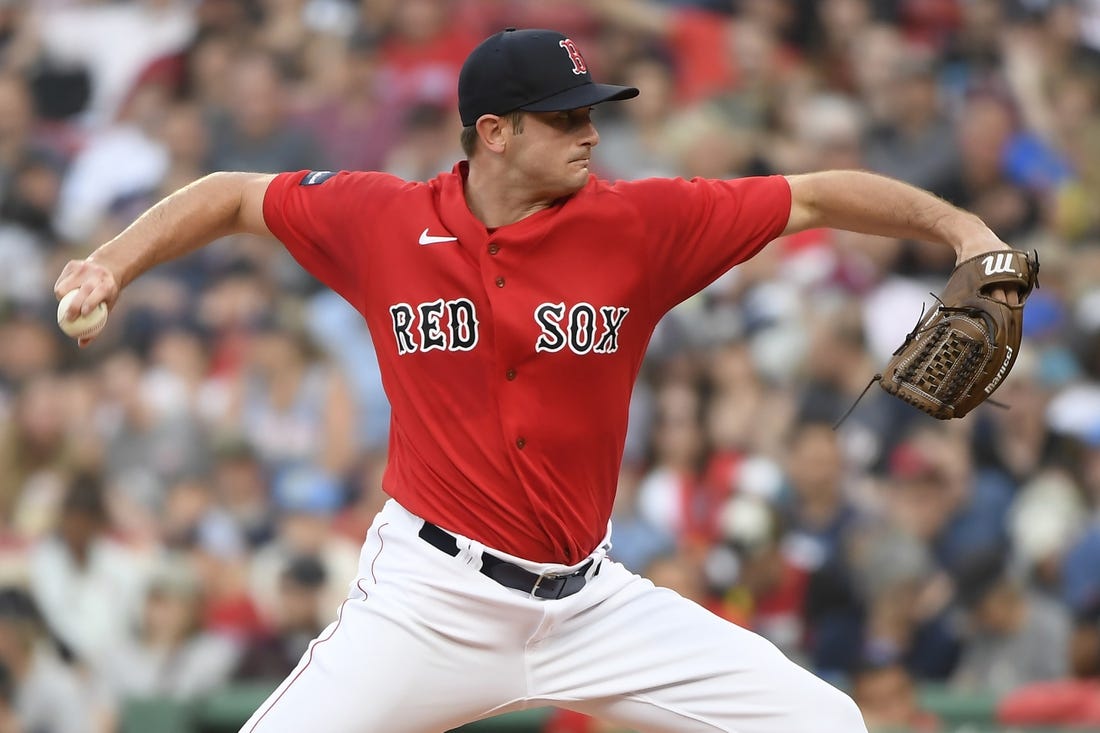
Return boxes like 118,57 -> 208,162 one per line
419,228 -> 458,245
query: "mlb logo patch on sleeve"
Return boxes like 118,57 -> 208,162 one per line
300,170 -> 337,186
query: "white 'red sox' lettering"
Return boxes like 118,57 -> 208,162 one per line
390,298 -> 479,354
535,302 -> 629,354
389,300 -> 629,355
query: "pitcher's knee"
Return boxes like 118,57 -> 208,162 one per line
817,688 -> 867,733
779,673 -> 867,733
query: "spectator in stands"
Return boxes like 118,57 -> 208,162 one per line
376,0 -> 480,115
0,373 -> 73,531
0,316 -> 61,404
1007,468 -> 1085,596
235,554 -> 328,682
605,460 -> 674,575
997,599 -> 1100,728
381,102 -> 463,181
0,661 -> 20,733
97,348 -> 211,509
0,70 -> 63,219
851,522 -> 959,681
231,323 -> 357,479
331,452 -> 394,546
33,0 -> 195,127
951,549 -> 1070,695
248,466 -> 358,625
815,0 -> 886,93
710,493 -> 807,657
27,472 -> 147,672
703,340 -> 792,460
205,50 -> 321,173
292,32 -> 402,174
796,303 -> 896,469
635,380 -> 708,545
663,103 -> 759,180
98,556 -> 239,701
954,91 -> 1041,243
782,420 -> 859,571
587,0 -> 797,105
158,472 -> 263,640
304,289 -> 392,454
883,428 -> 1011,574
851,660 -> 940,733
864,51 -> 962,203
0,587 -> 93,733
184,30 -> 237,112
782,420 -> 864,676
108,99 -> 210,226
590,52 -> 680,180
643,548 -> 710,607
210,438 -> 276,550
53,52 -> 181,245
1060,432 -> 1100,616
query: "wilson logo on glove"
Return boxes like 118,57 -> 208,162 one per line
982,252 -> 1018,276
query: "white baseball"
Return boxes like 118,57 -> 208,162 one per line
57,290 -> 109,340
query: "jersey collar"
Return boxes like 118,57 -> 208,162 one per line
433,161 -> 594,256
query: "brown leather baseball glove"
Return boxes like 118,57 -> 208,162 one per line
877,249 -> 1040,420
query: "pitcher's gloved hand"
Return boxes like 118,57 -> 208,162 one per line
878,249 -> 1039,420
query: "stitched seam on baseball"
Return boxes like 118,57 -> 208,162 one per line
60,315 -> 107,339
67,322 -> 106,338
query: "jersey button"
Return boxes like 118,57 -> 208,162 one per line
506,368 -> 517,381
515,437 -> 526,449
495,276 -> 505,288
488,244 -> 499,255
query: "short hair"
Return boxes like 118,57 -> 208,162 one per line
282,554 -> 327,589
61,472 -> 108,522
460,110 -> 526,158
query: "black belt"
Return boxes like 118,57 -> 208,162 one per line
418,521 -> 598,600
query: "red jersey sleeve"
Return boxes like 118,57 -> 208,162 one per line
262,170 -> 407,304
615,175 -> 791,314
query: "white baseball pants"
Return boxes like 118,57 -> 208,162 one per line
240,499 -> 867,733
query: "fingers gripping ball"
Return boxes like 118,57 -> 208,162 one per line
57,290 -> 109,340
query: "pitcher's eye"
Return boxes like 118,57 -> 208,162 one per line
563,109 -> 594,128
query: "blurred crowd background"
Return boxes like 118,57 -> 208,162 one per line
1,0 -> 1100,731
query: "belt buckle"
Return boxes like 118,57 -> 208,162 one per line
529,571 -> 558,600
531,562 -> 593,600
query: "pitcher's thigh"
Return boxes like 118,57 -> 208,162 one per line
240,594 -> 521,733
543,574 -> 867,733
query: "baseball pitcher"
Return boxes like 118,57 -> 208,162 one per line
55,28 -> 1032,733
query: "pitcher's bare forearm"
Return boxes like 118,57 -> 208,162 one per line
89,172 -> 275,289
783,170 -> 1007,261
54,172 -> 274,335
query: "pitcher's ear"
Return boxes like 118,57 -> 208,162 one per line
475,114 -> 508,154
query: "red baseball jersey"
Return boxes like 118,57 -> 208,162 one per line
263,164 -> 791,563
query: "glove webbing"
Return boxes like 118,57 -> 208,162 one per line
834,302 -> 1008,430
898,318 -> 982,407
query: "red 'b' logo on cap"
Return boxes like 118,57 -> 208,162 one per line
558,39 -> 587,75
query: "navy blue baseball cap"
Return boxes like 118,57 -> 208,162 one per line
458,28 -> 639,127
